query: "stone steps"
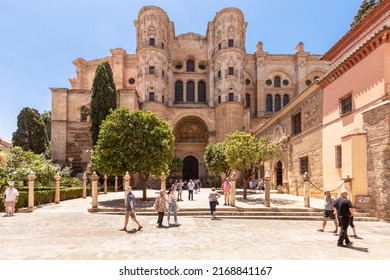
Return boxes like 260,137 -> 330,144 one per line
89,207 -> 379,221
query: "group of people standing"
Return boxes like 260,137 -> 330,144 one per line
170,178 -> 202,201
319,189 -> 358,248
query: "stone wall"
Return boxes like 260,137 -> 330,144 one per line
363,101 -> 390,220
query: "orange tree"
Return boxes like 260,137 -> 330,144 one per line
89,107 -> 174,199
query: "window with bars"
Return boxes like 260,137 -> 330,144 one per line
228,39 -> 234,47
228,67 -> 234,75
148,92 -> 155,101
149,66 -> 155,74
228,92 -> 234,102
340,93 -> 352,116
335,145 -> 342,169
292,111 -> 302,135
149,38 -> 155,46
299,156 -> 309,175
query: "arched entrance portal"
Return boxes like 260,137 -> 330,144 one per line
276,161 -> 283,187
183,156 -> 198,180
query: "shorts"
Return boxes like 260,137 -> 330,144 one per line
323,210 -> 335,219
4,201 -> 15,207
125,211 -> 136,220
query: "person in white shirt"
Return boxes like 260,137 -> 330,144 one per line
3,181 -> 19,216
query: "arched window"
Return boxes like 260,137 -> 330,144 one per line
274,94 -> 281,112
283,94 -> 290,107
187,60 -> 195,72
266,94 -> 273,112
245,93 -> 251,108
175,81 -> 183,102
274,76 -> 281,88
187,81 -> 195,101
198,81 -> 206,102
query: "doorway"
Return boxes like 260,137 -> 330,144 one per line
183,156 -> 198,180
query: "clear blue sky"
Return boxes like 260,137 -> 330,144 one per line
0,0 -> 362,141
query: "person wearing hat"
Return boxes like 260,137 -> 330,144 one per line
334,190 -> 354,247
318,190 -> 338,233
3,181 -> 19,217
120,186 -> 142,232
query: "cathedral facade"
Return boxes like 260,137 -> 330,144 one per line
50,6 -> 329,179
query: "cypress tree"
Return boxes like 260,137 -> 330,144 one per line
12,107 -> 49,154
90,62 -> 117,145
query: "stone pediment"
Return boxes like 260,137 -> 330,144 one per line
177,32 -> 204,40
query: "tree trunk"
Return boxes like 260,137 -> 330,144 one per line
140,172 -> 149,200
243,177 -> 248,200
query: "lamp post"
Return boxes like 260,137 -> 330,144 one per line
264,171 -> 271,207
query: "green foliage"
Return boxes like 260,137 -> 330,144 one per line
0,147 -> 66,187
90,62 -> 117,145
351,0 -> 377,27
169,156 -> 183,176
12,107 -> 49,154
89,107 -> 175,198
224,132 -> 281,199
204,141 -> 231,177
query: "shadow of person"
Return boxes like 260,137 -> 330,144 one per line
347,246 -> 369,253
126,229 -> 138,234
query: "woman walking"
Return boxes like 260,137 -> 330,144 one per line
167,188 -> 179,226
154,189 -> 167,227
208,187 -> 221,220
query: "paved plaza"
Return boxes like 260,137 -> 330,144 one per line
1,189 -> 390,260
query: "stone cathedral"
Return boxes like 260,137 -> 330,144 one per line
51,6 -> 329,179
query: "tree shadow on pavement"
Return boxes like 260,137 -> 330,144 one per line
98,198 -> 154,208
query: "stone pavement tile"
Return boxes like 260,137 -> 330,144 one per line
1,189 -> 389,260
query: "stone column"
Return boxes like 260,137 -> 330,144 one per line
54,172 -> 61,204
114,176 -> 118,192
104,174 -> 108,194
91,171 -> 99,209
28,171 -> 36,211
342,174 -> 353,199
264,171 -> 271,207
230,171 -> 237,207
160,172 -> 167,191
303,172 -> 310,207
82,173 -> 87,199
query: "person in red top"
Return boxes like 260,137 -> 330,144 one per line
221,177 -> 231,206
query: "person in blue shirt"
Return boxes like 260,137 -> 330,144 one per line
121,186 -> 143,232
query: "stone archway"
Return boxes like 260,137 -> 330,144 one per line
173,115 -> 209,179
183,156 -> 198,180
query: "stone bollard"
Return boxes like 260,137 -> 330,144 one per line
82,173 -> 87,198
303,172 -> 310,207
28,171 -> 36,211
104,174 -> 108,194
91,171 -> 99,209
230,171 -> 237,207
264,171 -> 271,207
54,172 -> 61,204
115,176 -> 118,192
160,172 -> 167,192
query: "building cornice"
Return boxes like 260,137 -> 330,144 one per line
319,27 -> 390,88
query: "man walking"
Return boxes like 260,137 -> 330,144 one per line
318,190 -> 338,233
334,190 -> 354,247
121,187 -> 143,232
2,181 -> 19,217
